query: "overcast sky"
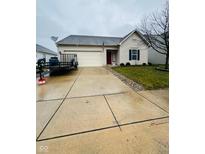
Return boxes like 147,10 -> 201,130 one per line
37,0 -> 166,51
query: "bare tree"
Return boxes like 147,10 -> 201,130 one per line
138,2 -> 169,69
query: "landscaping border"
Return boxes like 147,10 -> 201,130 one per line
105,66 -> 144,91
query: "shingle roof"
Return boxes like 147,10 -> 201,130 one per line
36,44 -> 57,55
56,30 -> 149,47
56,35 -> 123,46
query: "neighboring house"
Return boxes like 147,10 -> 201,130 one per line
144,34 -> 167,64
36,44 -> 58,62
148,47 -> 166,64
56,30 -> 150,67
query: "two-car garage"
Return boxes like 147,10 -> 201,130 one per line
63,50 -> 104,67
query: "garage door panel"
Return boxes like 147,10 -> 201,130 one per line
66,51 -> 103,66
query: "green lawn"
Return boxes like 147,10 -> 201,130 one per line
112,66 -> 169,90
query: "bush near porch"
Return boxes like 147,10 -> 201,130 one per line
112,65 -> 169,90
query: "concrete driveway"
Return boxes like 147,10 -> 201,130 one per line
36,67 -> 169,154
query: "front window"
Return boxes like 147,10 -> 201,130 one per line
131,49 -> 138,60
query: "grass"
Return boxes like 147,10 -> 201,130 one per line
112,65 -> 169,90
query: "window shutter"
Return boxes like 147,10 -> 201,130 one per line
129,50 -> 131,60
138,50 -> 140,60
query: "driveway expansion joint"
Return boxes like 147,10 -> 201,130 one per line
36,116 -> 169,142
119,116 -> 169,127
36,125 -> 118,142
103,95 -> 122,131
36,91 -> 128,103
136,92 -> 169,114
36,69 -> 82,140
37,98 -> 64,102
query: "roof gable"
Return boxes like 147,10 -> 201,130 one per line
119,30 -> 150,46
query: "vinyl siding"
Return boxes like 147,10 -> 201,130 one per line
119,33 -> 149,65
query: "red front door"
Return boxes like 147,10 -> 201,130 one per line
107,51 -> 111,64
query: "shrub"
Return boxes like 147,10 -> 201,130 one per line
120,63 -> 125,67
126,62 -> 131,66
148,62 -> 152,66
142,63 -> 147,66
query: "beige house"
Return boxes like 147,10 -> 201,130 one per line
56,30 -> 150,67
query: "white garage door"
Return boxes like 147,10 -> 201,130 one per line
71,51 -> 103,67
